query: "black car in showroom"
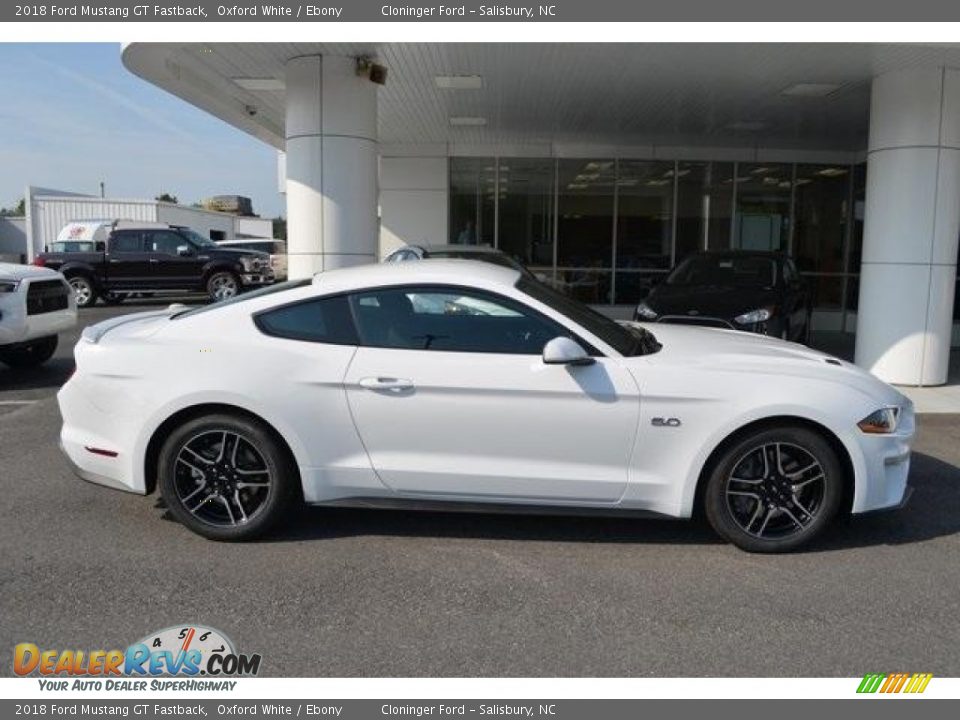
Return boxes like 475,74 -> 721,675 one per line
634,251 -> 812,343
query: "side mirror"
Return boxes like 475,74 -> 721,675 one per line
542,337 -> 594,366
177,245 -> 193,257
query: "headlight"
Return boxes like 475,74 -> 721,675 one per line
857,407 -> 900,434
240,256 -> 262,272
734,307 -> 773,325
0,278 -> 20,293
635,301 -> 658,320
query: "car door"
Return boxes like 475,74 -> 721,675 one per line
142,230 -> 206,289
104,231 -> 150,289
342,285 -> 641,504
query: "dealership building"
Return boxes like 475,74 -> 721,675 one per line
122,43 -> 960,386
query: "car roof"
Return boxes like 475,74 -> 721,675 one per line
313,259 -> 521,293
407,244 -> 506,256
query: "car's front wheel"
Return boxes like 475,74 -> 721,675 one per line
158,413 -> 297,540
67,275 -> 97,308
0,335 -> 58,369
207,271 -> 240,302
704,425 -> 843,552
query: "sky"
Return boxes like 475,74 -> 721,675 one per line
0,43 -> 283,217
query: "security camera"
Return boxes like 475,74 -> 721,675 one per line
356,56 -> 388,86
244,104 -> 258,117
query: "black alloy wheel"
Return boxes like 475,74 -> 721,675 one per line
158,414 -> 296,540
704,425 -> 843,552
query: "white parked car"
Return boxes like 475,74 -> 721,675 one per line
58,261 -> 914,552
0,262 -> 77,369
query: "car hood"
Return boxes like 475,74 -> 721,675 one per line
204,247 -> 270,260
646,283 -> 777,319
625,321 -> 908,407
0,262 -> 62,280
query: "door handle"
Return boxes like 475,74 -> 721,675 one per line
358,377 -> 414,392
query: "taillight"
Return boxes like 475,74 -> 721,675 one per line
32,257 -> 46,267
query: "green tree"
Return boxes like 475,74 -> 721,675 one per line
0,198 -> 25,217
155,192 -> 179,204
272,216 -> 287,241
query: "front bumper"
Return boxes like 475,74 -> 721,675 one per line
0,296 -> 77,346
240,272 -> 274,287
850,403 -> 916,514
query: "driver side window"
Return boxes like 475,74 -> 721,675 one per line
348,286 -> 564,355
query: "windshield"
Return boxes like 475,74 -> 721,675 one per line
667,254 -> 777,288
517,277 -> 658,356
180,228 -> 218,249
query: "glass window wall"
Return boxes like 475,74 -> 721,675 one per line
445,157 -> 891,332
497,158 -> 555,276
733,163 -> 792,252
448,157 -> 495,246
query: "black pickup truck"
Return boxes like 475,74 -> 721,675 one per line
34,224 -> 274,307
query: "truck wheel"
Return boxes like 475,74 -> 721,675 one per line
0,336 -> 58,369
67,275 -> 96,308
207,271 -> 240,302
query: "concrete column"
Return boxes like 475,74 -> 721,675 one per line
855,67 -> 960,386
284,55 -> 378,278
379,154 -> 449,258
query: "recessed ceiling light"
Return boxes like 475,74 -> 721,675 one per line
232,77 -> 285,91
435,75 -> 484,90
817,167 -> 849,177
781,83 -> 842,97
449,116 -> 487,127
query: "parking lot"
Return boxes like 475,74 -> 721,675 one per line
1,301 -> 959,677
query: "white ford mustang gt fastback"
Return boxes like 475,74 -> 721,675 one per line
58,261 -> 914,552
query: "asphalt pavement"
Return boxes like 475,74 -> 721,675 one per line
1,300 -> 959,677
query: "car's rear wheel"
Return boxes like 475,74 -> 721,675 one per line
0,335 -> 58,369
207,271 -> 240,302
704,425 -> 843,552
67,275 -> 96,308
158,413 -> 297,541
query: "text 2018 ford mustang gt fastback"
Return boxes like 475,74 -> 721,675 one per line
58,261 -> 914,552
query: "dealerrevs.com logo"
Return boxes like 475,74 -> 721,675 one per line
857,673 -> 933,694
14,625 -> 261,687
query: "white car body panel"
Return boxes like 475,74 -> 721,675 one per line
344,347 -> 640,503
0,262 -> 77,347
58,261 -> 914,522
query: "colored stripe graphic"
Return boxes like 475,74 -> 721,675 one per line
857,673 -> 932,694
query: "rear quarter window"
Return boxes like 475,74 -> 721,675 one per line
254,294 -> 358,345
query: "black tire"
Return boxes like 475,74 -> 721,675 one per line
0,335 -> 58,369
703,425 -> 843,553
158,413 -> 297,541
206,271 -> 241,303
66,274 -> 97,308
